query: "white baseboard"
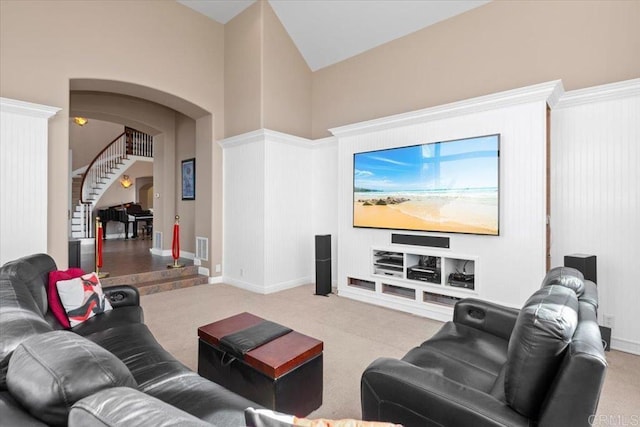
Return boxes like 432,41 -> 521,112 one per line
263,276 -> 312,294
224,277 -> 268,294
208,275 -> 223,284
611,337 -> 640,355
198,266 -> 209,277
150,248 -> 171,256
224,276 -> 312,294
149,248 -> 194,259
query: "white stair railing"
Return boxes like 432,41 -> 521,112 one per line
75,127 -> 153,238
81,132 -> 127,204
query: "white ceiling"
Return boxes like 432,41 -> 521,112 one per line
178,0 -> 490,71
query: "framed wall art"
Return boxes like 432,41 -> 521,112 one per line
182,158 -> 195,200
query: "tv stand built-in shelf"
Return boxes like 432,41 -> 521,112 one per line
345,246 -> 479,321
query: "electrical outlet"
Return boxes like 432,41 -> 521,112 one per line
215,264 -> 221,273
603,314 -> 615,329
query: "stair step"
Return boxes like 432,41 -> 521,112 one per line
101,268 -> 207,296
100,265 -> 200,286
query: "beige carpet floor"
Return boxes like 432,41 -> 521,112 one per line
141,283 -> 640,421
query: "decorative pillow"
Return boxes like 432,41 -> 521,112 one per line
56,272 -> 113,327
48,268 -> 85,328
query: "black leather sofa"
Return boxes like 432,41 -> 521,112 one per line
0,253 -> 261,426
361,267 -> 607,427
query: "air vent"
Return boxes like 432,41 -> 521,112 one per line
196,236 -> 208,261
154,232 -> 162,250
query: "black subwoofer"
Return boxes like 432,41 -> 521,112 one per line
564,254 -> 597,283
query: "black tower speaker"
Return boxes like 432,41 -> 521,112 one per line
564,254 -> 597,283
315,235 -> 331,296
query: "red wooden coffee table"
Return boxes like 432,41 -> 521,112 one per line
198,312 -> 323,416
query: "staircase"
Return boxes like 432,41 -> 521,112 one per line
71,127 -> 153,239
101,266 -> 208,296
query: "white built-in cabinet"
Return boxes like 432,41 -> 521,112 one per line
345,246 -> 478,320
333,81 -> 564,322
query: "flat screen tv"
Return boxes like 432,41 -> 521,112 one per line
353,134 -> 500,236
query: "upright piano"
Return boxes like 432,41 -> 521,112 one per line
97,202 -> 153,239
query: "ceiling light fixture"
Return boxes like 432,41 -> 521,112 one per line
73,117 -> 89,126
120,175 -> 133,189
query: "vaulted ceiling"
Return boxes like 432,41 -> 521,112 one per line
177,0 -> 490,71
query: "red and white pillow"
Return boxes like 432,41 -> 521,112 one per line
48,268 -> 85,328
54,272 -> 113,327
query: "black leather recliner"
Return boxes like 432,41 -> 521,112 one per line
361,267 -> 607,427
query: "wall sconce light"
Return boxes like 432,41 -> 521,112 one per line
120,175 -> 133,189
73,117 -> 89,126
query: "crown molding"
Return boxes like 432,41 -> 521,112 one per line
0,97 -> 61,119
218,129 -> 268,148
555,78 -> 640,109
329,80 -> 564,138
309,135 -> 338,149
218,128 -> 336,149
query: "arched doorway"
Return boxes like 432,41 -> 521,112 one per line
69,79 -> 216,276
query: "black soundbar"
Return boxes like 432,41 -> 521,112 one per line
391,233 -> 450,249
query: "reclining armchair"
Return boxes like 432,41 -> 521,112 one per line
361,267 -> 607,427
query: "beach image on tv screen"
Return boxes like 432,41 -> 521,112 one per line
353,134 -> 499,235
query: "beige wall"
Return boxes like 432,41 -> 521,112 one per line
224,1 -> 263,137
69,119 -> 123,171
97,161 -> 153,209
224,0 -> 312,139
311,0 -> 640,137
2,0 -> 638,270
262,2 -> 312,138
176,113 -> 196,252
0,0 -> 224,268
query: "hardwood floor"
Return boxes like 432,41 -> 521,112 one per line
80,237 -> 193,277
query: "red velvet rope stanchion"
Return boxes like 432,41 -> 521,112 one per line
168,215 -> 184,269
95,217 -> 109,278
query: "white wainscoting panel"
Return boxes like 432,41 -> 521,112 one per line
551,79 -> 640,354
311,137 -> 339,285
221,134 -> 266,289
220,129 -> 316,293
263,132 -> 313,292
1,98 -> 60,265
